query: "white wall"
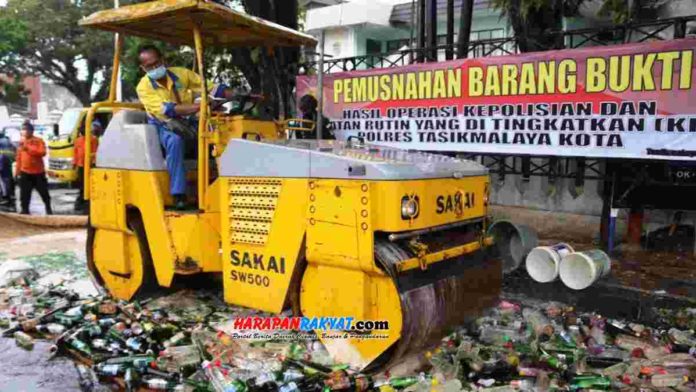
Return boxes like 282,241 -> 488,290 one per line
323,27 -> 356,58
40,82 -> 82,112
659,0 -> 696,18
306,0 -> 394,31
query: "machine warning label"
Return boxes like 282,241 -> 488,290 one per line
230,250 -> 286,274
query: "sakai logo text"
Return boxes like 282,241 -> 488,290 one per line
436,192 -> 475,214
230,250 -> 286,274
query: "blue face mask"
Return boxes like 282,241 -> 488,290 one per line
147,65 -> 167,80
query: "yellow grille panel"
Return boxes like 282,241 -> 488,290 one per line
229,196 -> 278,208
230,183 -> 281,196
230,209 -> 275,220
228,179 -> 281,245
231,220 -> 272,234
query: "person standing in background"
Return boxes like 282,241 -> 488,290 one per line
0,128 -> 16,210
15,121 -> 51,215
73,120 -> 102,212
293,94 -> 334,140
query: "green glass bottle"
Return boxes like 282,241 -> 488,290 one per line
132,356 -> 154,369
53,312 -> 78,326
67,336 -> 92,356
106,354 -> 155,365
82,324 -> 102,338
569,375 -> 611,390
389,376 -> 419,389
228,379 -> 248,392
185,379 -> 214,392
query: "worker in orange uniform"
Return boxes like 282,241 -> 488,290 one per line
73,120 -> 102,212
15,121 -> 52,215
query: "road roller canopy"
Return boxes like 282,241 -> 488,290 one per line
79,0 -> 317,48
218,139 -> 489,180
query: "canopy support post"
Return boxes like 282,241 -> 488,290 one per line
316,29 -> 325,141
194,22 -> 208,211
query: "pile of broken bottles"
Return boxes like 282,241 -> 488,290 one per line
428,300 -> 695,391
0,257 -> 694,391
0,267 -> 433,392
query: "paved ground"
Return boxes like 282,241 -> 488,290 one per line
1,228 -> 86,258
1,183 -> 82,216
0,212 -> 89,391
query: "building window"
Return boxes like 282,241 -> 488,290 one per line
387,38 -> 410,53
366,39 -> 382,54
471,28 -> 505,41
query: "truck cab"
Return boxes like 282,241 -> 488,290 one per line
47,107 -> 112,183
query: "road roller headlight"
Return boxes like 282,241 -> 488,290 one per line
401,195 -> 420,220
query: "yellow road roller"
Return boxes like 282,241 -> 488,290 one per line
80,0 -> 502,371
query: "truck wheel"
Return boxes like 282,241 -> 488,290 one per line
86,210 -> 158,301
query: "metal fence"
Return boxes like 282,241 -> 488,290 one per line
298,16 -> 696,76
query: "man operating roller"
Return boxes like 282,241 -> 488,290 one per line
136,45 -> 255,210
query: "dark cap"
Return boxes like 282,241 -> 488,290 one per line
22,121 -> 34,132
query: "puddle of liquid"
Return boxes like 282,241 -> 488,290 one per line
0,337 -> 81,391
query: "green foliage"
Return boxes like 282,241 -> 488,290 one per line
492,0 -> 660,25
597,0 -> 664,24
0,78 -> 29,104
491,0 -> 588,21
0,0 -> 297,112
597,0 -> 630,23
0,17 -> 26,60
491,0 -> 546,20
490,0 -> 663,52
0,0 -> 143,105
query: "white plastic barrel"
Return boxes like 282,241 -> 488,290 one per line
525,243 -> 574,283
488,220 -> 539,274
559,250 -> 612,290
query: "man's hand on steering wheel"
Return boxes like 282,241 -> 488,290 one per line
206,91 -> 264,116
246,93 -> 265,101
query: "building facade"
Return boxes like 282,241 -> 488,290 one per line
304,0 -> 696,71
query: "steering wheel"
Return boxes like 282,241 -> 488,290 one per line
227,93 -> 265,116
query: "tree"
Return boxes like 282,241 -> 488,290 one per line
0,0 -> 146,106
0,76 -> 30,105
227,0 -> 301,119
490,0 -> 664,53
0,0 -> 301,115
597,0 -> 665,24
490,0 -> 582,52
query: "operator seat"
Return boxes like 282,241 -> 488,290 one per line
97,110 -> 202,207
96,110 -> 166,171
